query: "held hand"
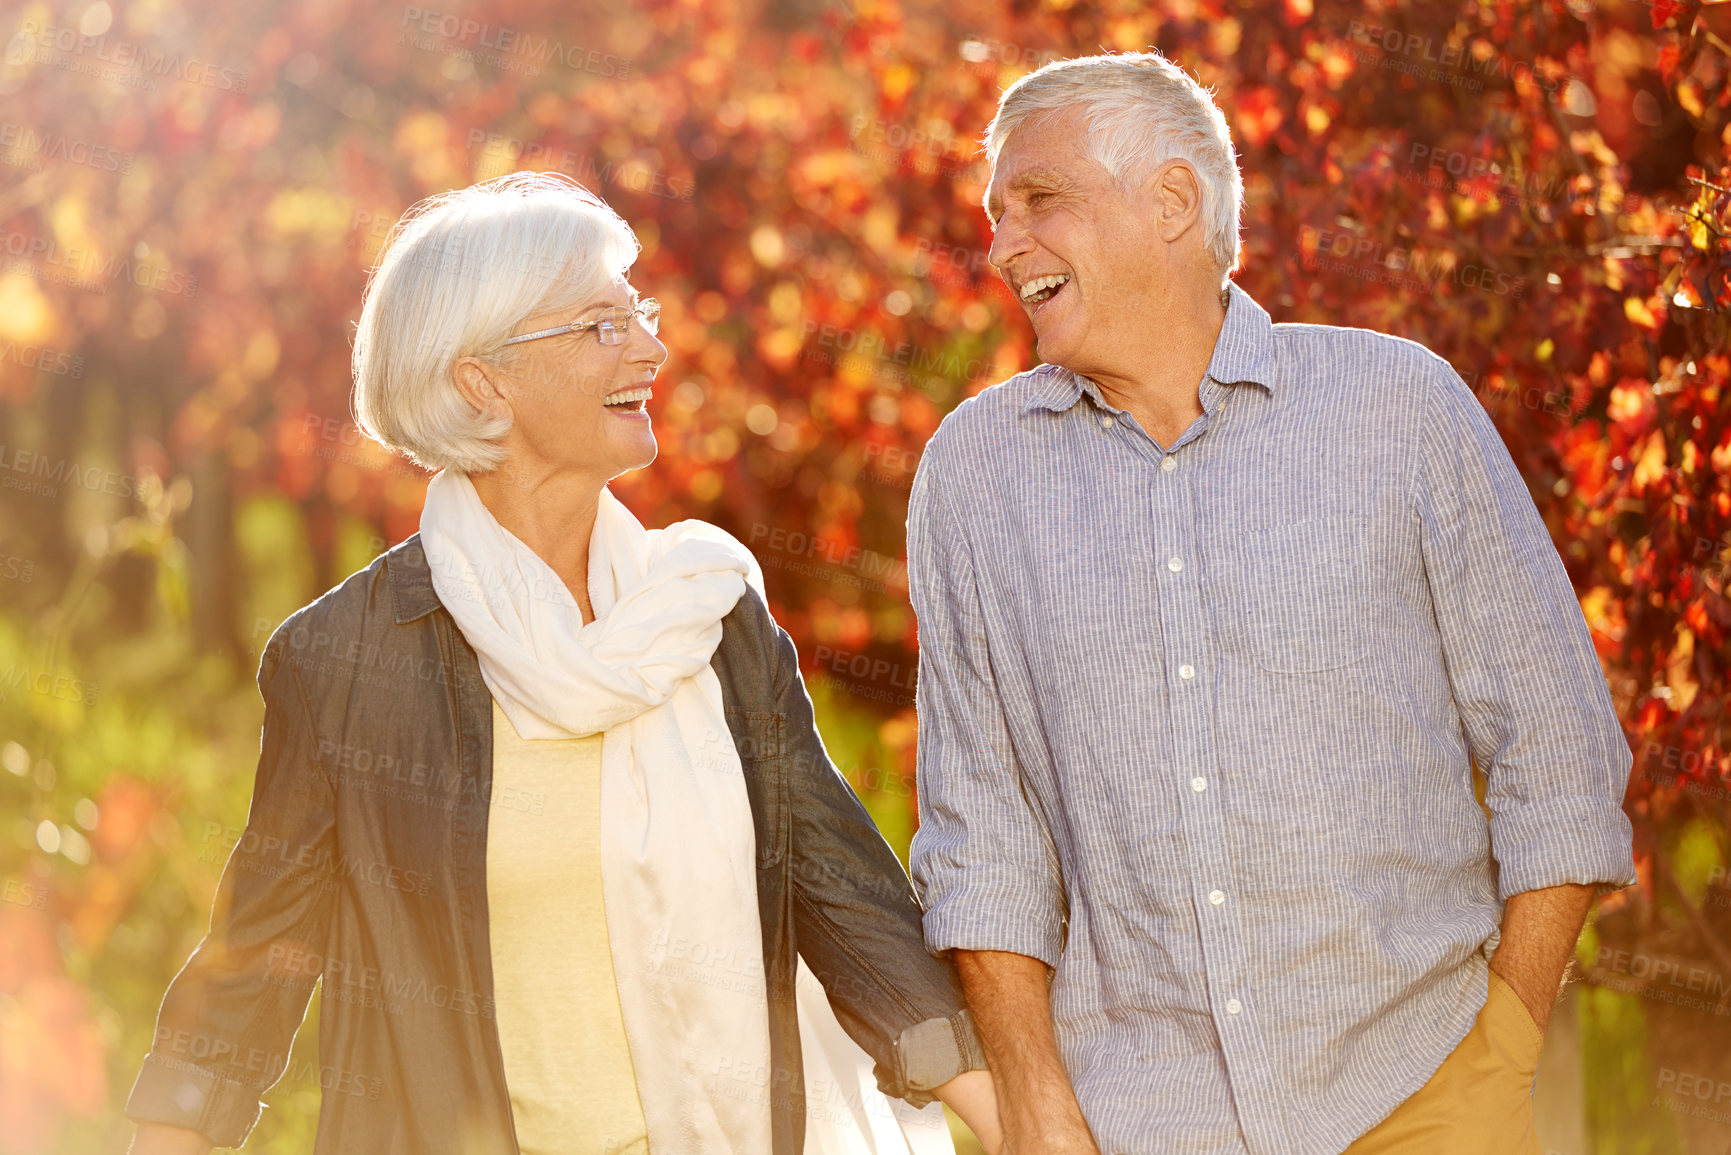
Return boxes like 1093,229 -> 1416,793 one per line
954,949 -> 1102,1155
935,1067 -> 1101,1155
1002,1112 -> 1103,1155
933,1060 -> 1102,1155
933,1069 -> 1004,1154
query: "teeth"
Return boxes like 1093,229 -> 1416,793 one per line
1019,273 -> 1071,301
603,387 -> 652,405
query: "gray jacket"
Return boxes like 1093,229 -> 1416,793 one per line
127,534 -> 984,1154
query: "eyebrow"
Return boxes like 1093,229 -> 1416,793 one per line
984,168 -> 1074,226
574,287 -> 639,315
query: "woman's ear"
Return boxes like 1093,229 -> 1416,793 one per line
453,355 -> 508,418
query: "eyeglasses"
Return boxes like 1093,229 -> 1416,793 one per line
500,298 -> 661,348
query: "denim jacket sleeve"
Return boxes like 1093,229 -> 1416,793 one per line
748,593 -> 988,1106
124,625 -> 337,1147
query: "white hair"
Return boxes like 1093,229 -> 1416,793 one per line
352,171 -> 640,473
984,51 -> 1244,281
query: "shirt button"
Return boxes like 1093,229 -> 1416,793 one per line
1209,889 -> 1225,905
1226,998 -> 1243,1015
1190,776 -> 1207,793
1167,556 -> 1183,573
1179,664 -> 1195,680
1100,415 -> 1115,429
1160,455 -> 1177,473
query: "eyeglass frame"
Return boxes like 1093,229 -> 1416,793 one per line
498,298 -> 661,348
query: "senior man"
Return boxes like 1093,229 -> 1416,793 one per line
905,52 -> 1634,1155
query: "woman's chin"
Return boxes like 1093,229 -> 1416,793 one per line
616,430 -> 659,474
545,419 -> 656,479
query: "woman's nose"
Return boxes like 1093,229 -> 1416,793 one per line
625,323 -> 668,370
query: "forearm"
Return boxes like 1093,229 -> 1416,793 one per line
954,949 -> 1098,1154
1488,881 -> 1595,1032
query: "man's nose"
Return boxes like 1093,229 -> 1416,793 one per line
987,216 -> 1032,279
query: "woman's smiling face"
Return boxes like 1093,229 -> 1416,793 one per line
490,278 -> 668,483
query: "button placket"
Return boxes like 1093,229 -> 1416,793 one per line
1147,422 -> 1288,1151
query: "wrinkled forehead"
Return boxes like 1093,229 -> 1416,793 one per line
535,272 -> 638,317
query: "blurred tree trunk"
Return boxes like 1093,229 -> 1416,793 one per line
188,451 -> 241,664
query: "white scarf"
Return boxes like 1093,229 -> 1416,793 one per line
423,470 -> 772,1151
420,472 -> 952,1154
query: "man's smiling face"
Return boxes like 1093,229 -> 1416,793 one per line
985,106 -> 1171,379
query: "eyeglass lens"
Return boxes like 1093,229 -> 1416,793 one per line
596,301 -> 660,345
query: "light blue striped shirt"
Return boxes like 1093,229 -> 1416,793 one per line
905,282 -> 1635,1155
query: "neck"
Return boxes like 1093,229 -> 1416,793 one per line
468,461 -> 606,623
1082,282 -> 1228,448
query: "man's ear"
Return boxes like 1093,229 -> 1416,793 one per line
1149,159 -> 1205,246
453,355 -> 508,418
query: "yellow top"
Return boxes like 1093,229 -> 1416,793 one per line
486,700 -> 648,1155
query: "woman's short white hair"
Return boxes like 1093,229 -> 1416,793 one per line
984,51 -> 1244,282
352,171 -> 640,473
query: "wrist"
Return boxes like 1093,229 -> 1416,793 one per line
1005,1110 -> 1100,1155
1005,1091 -> 1093,1143
1488,951 -> 1554,1032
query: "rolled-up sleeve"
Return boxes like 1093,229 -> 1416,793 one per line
906,442 -> 1067,967
1414,360 -> 1636,899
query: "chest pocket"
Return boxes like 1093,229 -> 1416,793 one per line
1233,515 -> 1371,673
728,710 -> 789,869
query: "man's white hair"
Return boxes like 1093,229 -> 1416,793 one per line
352,171 -> 640,474
984,51 -> 1244,281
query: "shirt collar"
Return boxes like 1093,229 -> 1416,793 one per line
1020,280 -> 1278,415
1019,364 -> 1088,413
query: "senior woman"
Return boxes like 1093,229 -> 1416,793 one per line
125,172 -> 1000,1155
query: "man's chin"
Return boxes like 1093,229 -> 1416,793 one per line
1032,329 -> 1081,371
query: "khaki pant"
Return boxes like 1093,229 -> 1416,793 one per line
1342,969 -> 1545,1155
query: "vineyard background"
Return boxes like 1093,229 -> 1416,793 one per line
2,0 -> 1731,1150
